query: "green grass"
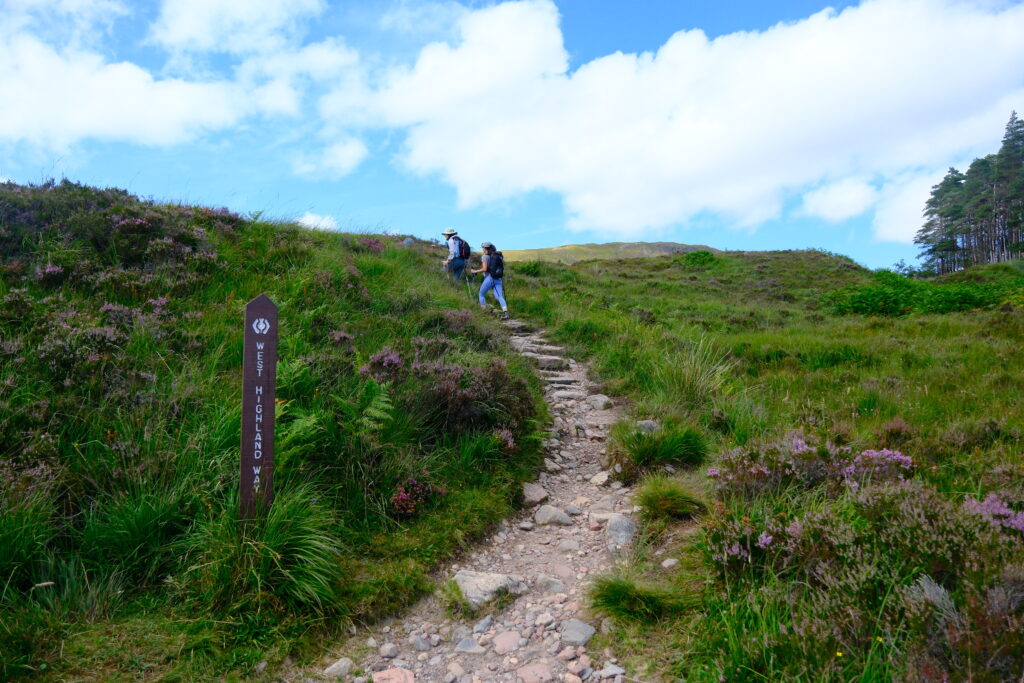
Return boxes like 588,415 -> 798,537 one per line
507,249 -> 1024,680
636,475 -> 707,522
0,180 -> 547,679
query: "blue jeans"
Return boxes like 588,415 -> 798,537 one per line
448,257 -> 466,282
479,275 -> 507,309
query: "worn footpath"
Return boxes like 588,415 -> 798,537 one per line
305,319 -> 640,683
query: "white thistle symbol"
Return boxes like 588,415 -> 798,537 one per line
252,318 -> 270,334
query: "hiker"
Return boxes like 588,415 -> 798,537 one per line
442,227 -> 469,282
472,241 -> 509,320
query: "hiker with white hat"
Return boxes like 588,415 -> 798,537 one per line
441,227 -> 469,282
471,241 -> 509,320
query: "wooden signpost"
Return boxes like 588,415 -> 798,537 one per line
240,294 -> 278,520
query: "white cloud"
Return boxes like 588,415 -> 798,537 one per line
801,178 -> 879,222
239,39 -> 360,116
150,0 -> 325,55
379,0 -> 468,36
872,171 -> 942,243
297,211 -> 338,231
291,138 -> 368,178
0,34 -> 243,148
323,0 -> 1024,241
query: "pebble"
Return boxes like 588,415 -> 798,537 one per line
379,643 -> 399,658
661,558 -> 679,569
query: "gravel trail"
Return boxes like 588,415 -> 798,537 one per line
309,319 -> 637,683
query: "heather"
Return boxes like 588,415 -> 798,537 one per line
508,249 -> 1024,680
0,180 -> 545,679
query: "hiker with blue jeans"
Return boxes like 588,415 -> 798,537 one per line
472,241 -> 509,320
442,227 -> 467,282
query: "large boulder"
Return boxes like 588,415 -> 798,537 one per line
561,619 -> 596,646
605,514 -> 637,550
523,482 -> 549,505
453,570 -> 528,608
535,505 -> 572,526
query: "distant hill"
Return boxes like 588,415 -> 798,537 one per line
503,241 -> 720,264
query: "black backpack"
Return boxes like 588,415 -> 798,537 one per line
454,236 -> 471,259
489,252 -> 504,279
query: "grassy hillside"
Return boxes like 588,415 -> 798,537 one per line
507,250 -> 1024,680
503,240 -> 719,264
0,180 -> 546,680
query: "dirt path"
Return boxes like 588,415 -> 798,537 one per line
308,320 -> 636,683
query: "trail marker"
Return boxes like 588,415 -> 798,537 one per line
240,294 -> 278,519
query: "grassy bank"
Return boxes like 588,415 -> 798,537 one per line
0,181 -> 547,680
508,250 -> 1024,681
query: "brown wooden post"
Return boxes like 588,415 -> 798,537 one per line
240,294 -> 278,520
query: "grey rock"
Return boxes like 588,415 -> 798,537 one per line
323,656 -> 353,678
409,635 -> 431,651
528,354 -> 570,371
534,505 -> 572,526
661,558 -> 679,569
605,514 -> 637,549
556,539 -> 580,552
600,617 -> 615,634
553,390 -> 587,400
586,394 -> 613,410
523,482 -> 549,505
451,625 -> 471,642
537,574 -> 566,593
564,504 -> 582,516
444,674 -> 457,683
472,614 -> 493,634
598,664 -> 626,677
544,458 -> 562,472
255,660 -> 267,673
561,619 -> 597,646
589,471 -> 610,486
453,570 -> 528,608
636,419 -> 660,434
380,643 -> 399,658
454,637 -> 487,654
518,520 -> 536,531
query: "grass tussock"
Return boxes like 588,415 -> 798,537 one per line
589,577 -> 696,622
636,475 -> 707,522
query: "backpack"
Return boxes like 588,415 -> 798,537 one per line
454,236 -> 471,260
489,252 -> 504,280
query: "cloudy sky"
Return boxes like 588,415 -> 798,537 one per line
2,0 -> 1023,267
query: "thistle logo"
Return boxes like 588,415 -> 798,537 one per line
252,318 -> 271,335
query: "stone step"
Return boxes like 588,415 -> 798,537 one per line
522,353 -> 570,370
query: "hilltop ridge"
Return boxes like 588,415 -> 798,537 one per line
503,241 -> 720,264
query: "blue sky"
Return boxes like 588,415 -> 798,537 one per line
2,0 -> 1023,268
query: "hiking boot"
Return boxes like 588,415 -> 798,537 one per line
500,311 -> 510,320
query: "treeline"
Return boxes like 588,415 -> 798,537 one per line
915,112 -> 1024,274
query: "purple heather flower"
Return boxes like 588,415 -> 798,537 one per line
757,532 -> 774,549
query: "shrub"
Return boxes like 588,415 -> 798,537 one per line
708,430 -> 913,497
677,250 -> 718,269
826,269 -> 1023,315
390,473 -> 446,519
636,475 -> 707,522
177,486 -> 345,617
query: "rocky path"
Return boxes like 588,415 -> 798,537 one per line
309,320 -> 638,683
